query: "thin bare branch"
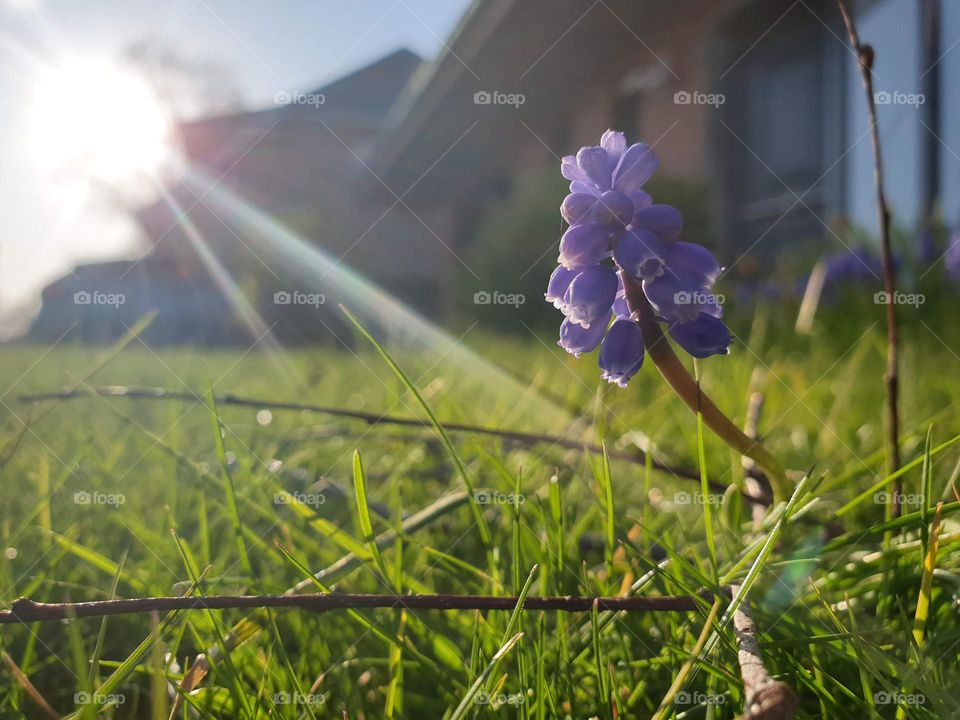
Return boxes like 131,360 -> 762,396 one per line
731,586 -> 798,720
1,591 -> 728,625
17,384 -> 773,503
836,0 -> 902,515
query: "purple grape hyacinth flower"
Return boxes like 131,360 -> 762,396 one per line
946,226 -> 960,282
547,130 -> 732,387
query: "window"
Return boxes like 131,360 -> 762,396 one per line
717,0 -> 845,257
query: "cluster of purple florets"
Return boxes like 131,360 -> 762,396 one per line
546,130 -> 732,387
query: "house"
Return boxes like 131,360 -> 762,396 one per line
376,0 -> 955,289
29,49 -> 433,344
27,0 -> 957,343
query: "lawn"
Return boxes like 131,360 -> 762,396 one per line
0,304 -> 958,719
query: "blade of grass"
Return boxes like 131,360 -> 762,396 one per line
449,633 -> 523,720
695,362 -> 718,585
203,384 -> 253,582
598,444 -> 616,575
352,449 -> 390,583
340,305 -> 491,546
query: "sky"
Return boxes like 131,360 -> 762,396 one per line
0,0 -> 470,321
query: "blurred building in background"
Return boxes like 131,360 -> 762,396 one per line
27,0 -> 958,343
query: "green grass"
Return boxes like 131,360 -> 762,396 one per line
1,306 -> 959,719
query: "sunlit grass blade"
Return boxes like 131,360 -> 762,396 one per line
340,304 -> 491,546
598,443 -> 616,574
352,448 -> 390,582
203,383 -> 253,582
695,362 -> 718,585
449,632 -> 523,720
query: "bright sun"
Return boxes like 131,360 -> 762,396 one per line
30,58 -> 173,187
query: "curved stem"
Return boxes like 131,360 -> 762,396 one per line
621,273 -> 791,502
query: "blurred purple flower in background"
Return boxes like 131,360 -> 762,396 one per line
547,130 -> 731,387
946,227 -> 960,282
822,247 -> 883,284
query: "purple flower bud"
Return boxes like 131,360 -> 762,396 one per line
614,228 -> 667,282
600,129 -> 627,158
667,314 -> 732,358
545,265 -> 578,309
631,204 -> 683,242
558,316 -> 608,357
612,292 -> 633,319
561,265 -> 618,329
599,319 -> 645,387
629,190 -> 653,211
561,155 -> 589,185
576,146 -> 616,192
642,269 -> 718,323
665,241 -> 722,286
612,276 -> 634,319
561,193 -> 598,225
558,223 -> 611,268
592,190 -> 634,228
613,143 -> 658,194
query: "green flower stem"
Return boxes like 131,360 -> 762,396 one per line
621,273 -> 791,503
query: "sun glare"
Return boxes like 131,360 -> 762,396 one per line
30,58 -> 173,187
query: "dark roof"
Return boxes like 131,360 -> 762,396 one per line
175,47 -> 423,173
